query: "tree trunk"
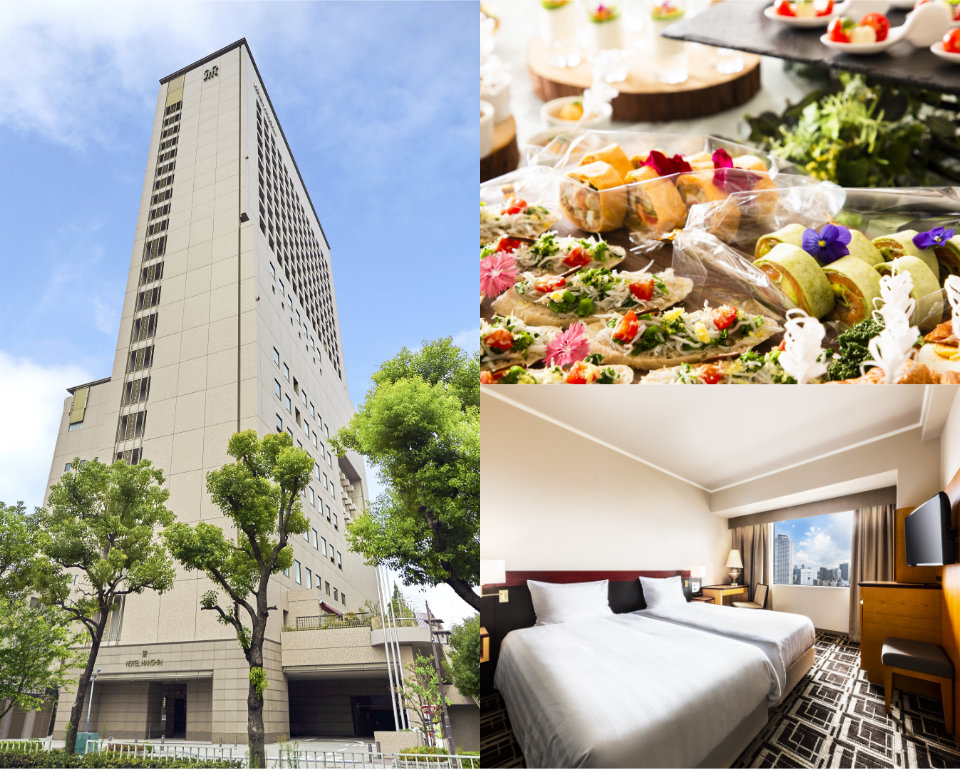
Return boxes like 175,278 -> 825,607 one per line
246,619 -> 267,768
446,575 -> 480,611
64,633 -> 102,754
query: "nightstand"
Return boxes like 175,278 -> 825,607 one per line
702,585 -> 749,606
690,596 -> 715,604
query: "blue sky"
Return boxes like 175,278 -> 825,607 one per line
0,0 -> 476,622
775,512 -> 853,572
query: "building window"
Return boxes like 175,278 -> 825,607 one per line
273,348 -> 280,366
312,529 -> 318,549
283,566 -> 290,577
284,364 -> 290,381
314,574 -> 322,590
301,391 -> 307,408
64,462 -> 72,472
312,432 -> 318,448
285,395 -> 292,414
309,487 -> 315,505
274,380 -> 281,399
315,463 -> 321,480
327,451 -> 334,468
310,403 -> 315,418
279,279 -> 285,296
333,587 -> 338,601
323,473 -> 328,488
269,262 -> 275,278
773,512 -> 852,586
333,513 -> 338,531
286,427 -> 293,438
325,581 -> 330,596
337,551 -> 342,570
304,420 -> 310,437
68,421 -> 83,432
341,592 -> 346,607
329,543 -> 335,562
321,536 -> 327,554
325,504 -> 331,522
305,567 -> 312,587
105,596 -> 125,643
294,560 -> 302,585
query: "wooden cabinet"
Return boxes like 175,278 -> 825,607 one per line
859,582 -> 941,685
702,585 -> 749,606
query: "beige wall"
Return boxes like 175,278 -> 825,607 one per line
942,389 -> 960,489
481,393 -> 729,583
770,586 -> 849,633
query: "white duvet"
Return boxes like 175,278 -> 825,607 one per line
636,603 -> 815,701
494,613 -> 775,768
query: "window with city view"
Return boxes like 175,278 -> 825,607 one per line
773,512 -> 853,587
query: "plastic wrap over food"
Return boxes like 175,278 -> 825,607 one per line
480,167 -> 564,244
677,176 -> 845,254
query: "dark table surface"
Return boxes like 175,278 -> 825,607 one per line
662,1 -> 960,95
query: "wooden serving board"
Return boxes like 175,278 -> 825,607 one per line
481,116 -> 520,183
527,38 -> 761,122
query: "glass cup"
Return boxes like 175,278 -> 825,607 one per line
539,1 -> 582,68
585,2 -> 625,53
647,0 -> 688,85
714,47 -> 744,74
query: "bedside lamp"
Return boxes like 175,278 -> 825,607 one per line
726,550 -> 743,586
480,559 -> 507,600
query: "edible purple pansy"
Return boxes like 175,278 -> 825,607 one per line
801,224 -> 851,265
913,226 -> 954,250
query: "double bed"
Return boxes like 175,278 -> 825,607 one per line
486,570 -> 817,769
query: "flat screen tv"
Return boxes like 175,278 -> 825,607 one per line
904,492 -> 955,567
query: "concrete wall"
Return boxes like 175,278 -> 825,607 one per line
481,393 -> 729,583
770,586 -> 850,633
0,701 -> 54,739
449,704 -> 479,752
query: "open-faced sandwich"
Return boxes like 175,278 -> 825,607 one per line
480,195 -> 558,243
589,304 -> 781,370
917,320 -> 960,380
480,358 -> 634,385
491,266 -> 694,327
480,315 -> 560,371
639,347 -> 815,384
481,231 -> 627,275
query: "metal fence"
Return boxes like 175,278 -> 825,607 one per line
74,739 -> 478,769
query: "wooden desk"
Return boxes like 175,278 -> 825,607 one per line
690,596 -> 715,604
702,585 -> 749,606
859,581 -> 942,686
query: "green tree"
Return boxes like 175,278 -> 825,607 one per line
0,502 -> 42,594
333,339 -> 479,611
163,431 -> 312,768
0,598 -> 81,720
398,654 -> 451,749
32,459 -> 176,754
443,614 -> 480,703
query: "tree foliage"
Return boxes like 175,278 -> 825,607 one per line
163,430 -> 312,768
0,598 -> 81,720
443,614 -> 480,702
333,339 -> 479,610
398,654 -> 451,749
33,459 -> 176,754
0,502 -> 42,595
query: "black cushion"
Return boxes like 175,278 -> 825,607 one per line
881,637 -> 954,679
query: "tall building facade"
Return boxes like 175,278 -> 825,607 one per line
774,533 -> 793,585
39,41 -> 474,747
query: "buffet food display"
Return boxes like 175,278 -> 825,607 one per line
479,132 -> 960,385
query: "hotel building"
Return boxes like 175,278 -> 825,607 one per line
30,40 -> 476,750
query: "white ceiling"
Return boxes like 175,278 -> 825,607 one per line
484,386 -> 955,494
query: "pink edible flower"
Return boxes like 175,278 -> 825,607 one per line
480,253 -> 518,298
712,148 -> 734,170
544,322 -> 590,367
644,150 -> 692,177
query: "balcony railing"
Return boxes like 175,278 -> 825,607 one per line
291,613 -> 420,631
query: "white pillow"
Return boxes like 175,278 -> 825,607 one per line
527,579 -> 613,625
639,575 -> 687,609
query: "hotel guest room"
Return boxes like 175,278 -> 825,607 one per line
480,385 -> 960,769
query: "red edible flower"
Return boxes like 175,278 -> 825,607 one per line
643,150 -> 692,177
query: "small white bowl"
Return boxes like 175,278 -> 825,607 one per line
481,100 -> 495,159
540,96 -> 613,130
763,4 -> 835,28
820,20 -> 905,53
931,40 -> 960,62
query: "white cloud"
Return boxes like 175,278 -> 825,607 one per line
452,326 -> 480,354
0,351 -> 91,512
793,513 -> 853,570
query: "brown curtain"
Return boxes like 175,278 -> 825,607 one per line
848,504 -> 896,642
731,523 -> 773,601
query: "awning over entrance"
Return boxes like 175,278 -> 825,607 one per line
320,601 -> 343,618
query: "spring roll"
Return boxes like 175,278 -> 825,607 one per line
558,161 -> 628,233
875,256 -> 943,332
871,230 -> 939,277
934,235 -> 960,283
821,255 -> 883,326
623,165 -> 688,236
844,230 -> 885,268
755,224 -> 807,260
579,143 -> 633,182
754,242 -> 835,318
675,170 -> 741,240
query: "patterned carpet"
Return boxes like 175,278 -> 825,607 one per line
480,630 -> 960,768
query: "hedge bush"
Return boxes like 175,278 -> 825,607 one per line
0,750 -> 242,768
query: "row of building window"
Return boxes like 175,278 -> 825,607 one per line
287,559 -> 344,604
270,265 -> 327,372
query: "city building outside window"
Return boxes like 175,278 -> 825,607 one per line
773,512 -> 852,586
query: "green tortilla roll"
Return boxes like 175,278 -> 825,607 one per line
875,256 -> 944,332
934,236 -> 960,283
754,224 -> 807,260
845,230 -> 885,268
872,230 -> 939,277
821,255 -> 883,326
754,242 -> 835,319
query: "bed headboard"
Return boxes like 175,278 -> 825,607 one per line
479,569 -> 690,694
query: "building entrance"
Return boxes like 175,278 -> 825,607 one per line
146,682 -> 187,739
